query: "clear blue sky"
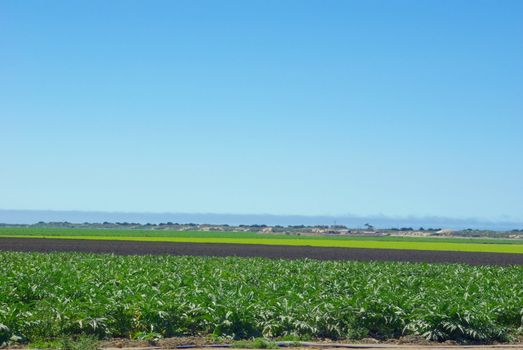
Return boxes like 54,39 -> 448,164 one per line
1,0 -> 522,223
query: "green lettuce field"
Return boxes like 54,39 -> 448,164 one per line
1,228 -> 523,254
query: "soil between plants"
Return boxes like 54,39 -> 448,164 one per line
1,237 -> 522,265
100,334 -> 523,349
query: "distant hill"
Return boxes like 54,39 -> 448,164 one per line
0,209 -> 521,231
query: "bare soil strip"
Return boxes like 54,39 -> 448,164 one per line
100,347 -> 523,350
101,347 -> 523,350
1,237 -> 522,265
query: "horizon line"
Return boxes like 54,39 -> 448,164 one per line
1,208 -> 522,230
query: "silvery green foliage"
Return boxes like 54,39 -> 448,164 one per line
0,252 -> 522,343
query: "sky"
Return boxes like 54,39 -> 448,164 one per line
1,0 -> 522,224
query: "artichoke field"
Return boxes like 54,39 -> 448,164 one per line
0,252 -> 522,344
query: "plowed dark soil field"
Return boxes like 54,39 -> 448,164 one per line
2,237 -> 523,265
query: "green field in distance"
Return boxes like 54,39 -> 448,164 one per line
1,227 -> 523,254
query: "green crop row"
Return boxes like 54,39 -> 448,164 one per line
2,227 -> 523,245
0,252 -> 522,346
